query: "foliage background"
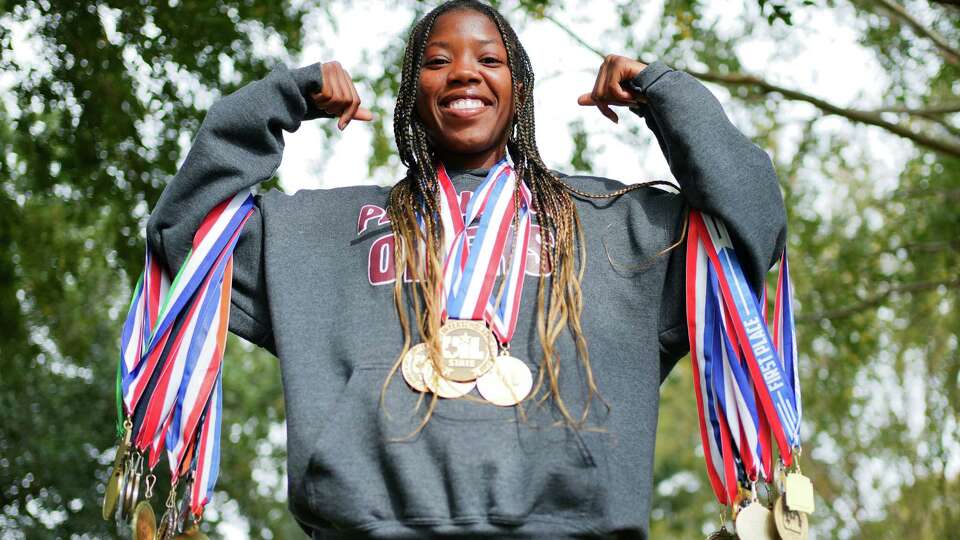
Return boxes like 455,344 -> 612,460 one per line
0,0 -> 957,538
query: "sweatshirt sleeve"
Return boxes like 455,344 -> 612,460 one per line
623,61 -> 787,383
145,62 -> 330,354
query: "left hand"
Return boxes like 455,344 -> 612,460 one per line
578,54 -> 648,123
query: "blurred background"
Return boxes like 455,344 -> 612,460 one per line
0,0 -> 957,538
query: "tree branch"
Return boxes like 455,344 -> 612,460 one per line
797,278 -> 960,322
541,13 -> 960,158
685,70 -> 960,158
874,0 -> 960,65
540,12 -> 605,58
872,102 -> 960,115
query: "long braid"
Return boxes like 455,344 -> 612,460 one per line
382,0 -> 676,433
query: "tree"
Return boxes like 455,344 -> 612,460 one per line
1,0 -> 956,538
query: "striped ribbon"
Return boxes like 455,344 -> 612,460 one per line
686,209 -> 801,504
115,190 -> 253,517
435,158 -> 533,345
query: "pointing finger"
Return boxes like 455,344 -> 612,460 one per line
353,107 -> 374,122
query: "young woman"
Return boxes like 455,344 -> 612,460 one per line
146,0 -> 785,537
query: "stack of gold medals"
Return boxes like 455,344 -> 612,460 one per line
401,319 -> 533,405
102,419 -> 210,539
707,452 -> 816,540
686,211 -> 814,539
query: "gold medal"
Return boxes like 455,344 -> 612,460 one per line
102,464 -> 124,521
476,354 -> 532,406
131,500 -> 158,540
438,320 -> 497,381
784,472 -> 815,514
421,358 -> 475,398
401,343 -> 430,392
773,495 -> 809,540
103,419 -> 133,520
735,500 -> 776,540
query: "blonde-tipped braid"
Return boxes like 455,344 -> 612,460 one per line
381,0 -> 675,435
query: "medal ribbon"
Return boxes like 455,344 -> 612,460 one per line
695,212 -> 801,461
120,192 -> 253,414
115,190 -> 253,516
434,158 -> 533,344
686,209 -> 802,505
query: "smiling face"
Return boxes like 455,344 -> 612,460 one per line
415,9 -> 515,169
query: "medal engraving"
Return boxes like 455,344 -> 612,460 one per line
476,355 -> 533,406
784,472 -> 815,514
421,359 -> 475,398
401,343 -> 430,392
131,500 -> 157,540
438,320 -> 496,381
735,501 -> 775,540
774,495 -> 809,540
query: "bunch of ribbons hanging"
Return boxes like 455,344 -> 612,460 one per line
102,192 -> 255,539
686,210 -> 814,539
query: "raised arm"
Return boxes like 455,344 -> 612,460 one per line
579,56 -> 787,380
145,61 -> 370,353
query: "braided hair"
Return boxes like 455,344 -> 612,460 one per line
382,0 -> 669,433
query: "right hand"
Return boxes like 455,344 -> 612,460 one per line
311,61 -> 373,130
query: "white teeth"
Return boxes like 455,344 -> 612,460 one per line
449,98 -> 485,110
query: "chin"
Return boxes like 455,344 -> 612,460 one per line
437,131 -> 504,156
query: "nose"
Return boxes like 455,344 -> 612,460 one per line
447,55 -> 482,85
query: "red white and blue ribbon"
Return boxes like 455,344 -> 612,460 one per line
115,190 -> 253,516
434,157 -> 533,345
686,209 -> 801,504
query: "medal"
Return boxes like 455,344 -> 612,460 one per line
773,495 -> 808,540
156,484 -> 179,540
401,343 -> 429,392
784,471 -> 815,514
430,158 -> 534,392
118,454 -> 142,522
755,479 -> 777,509
131,499 -> 158,540
103,419 -> 133,520
157,509 -> 174,540
102,465 -> 124,521
421,358 -> 475,398
438,320 -> 497,381
735,500 -> 775,540
476,354 -> 533,406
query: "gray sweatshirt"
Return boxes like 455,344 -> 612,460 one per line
146,60 -> 785,539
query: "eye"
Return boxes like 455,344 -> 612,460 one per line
480,56 -> 502,65
423,57 -> 448,66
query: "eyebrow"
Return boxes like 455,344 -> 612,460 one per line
426,39 -> 499,48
